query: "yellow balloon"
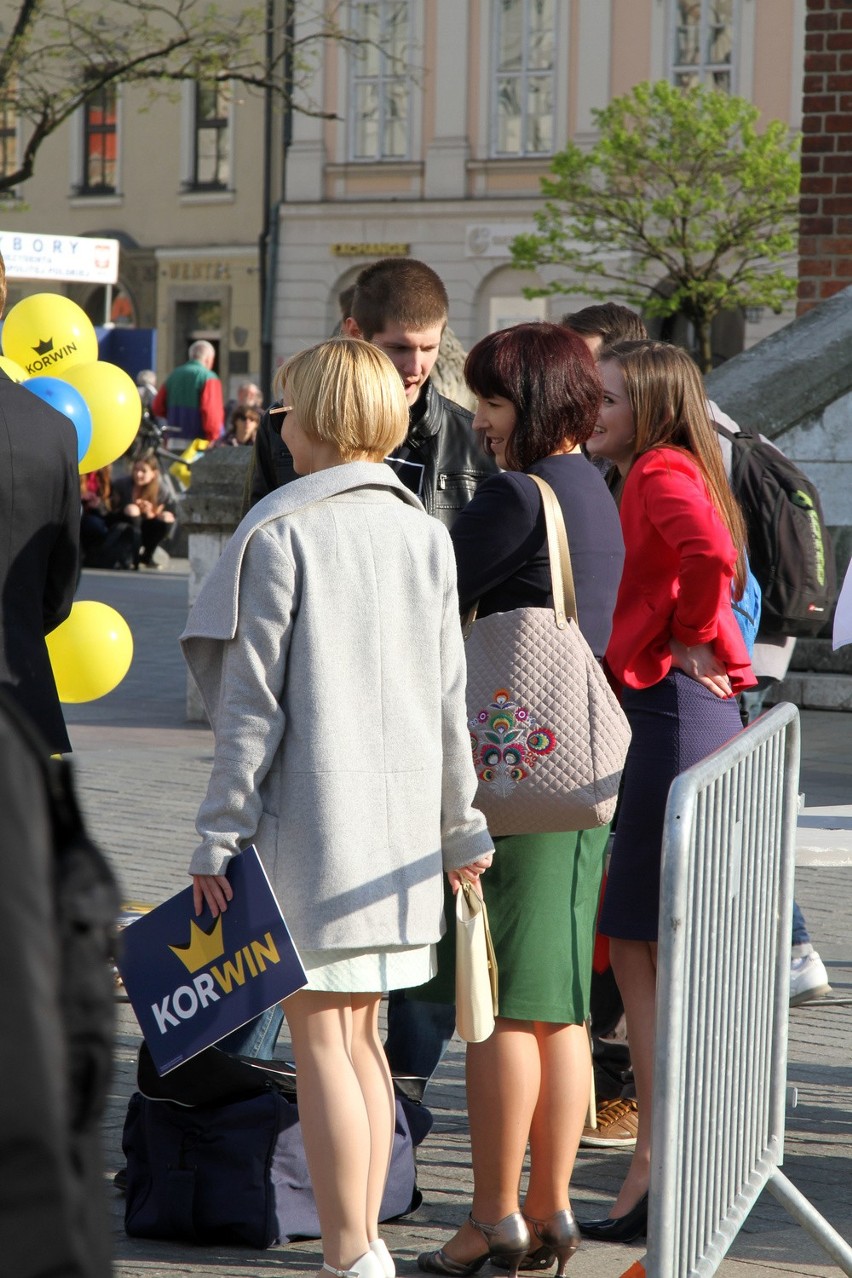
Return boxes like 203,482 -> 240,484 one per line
46,601 -> 133,703
0,355 -> 27,382
63,361 -> 142,471
1,293 -> 99,378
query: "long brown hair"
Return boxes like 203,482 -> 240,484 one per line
602,340 -> 747,595
131,451 -> 162,505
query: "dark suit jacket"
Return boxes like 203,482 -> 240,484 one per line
0,369 -> 80,752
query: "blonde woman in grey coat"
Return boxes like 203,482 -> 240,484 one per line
182,338 -> 494,1278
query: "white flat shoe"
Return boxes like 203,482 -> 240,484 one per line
371,1238 -> 396,1277
321,1250 -> 386,1278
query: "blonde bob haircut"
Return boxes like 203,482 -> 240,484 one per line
275,337 -> 408,461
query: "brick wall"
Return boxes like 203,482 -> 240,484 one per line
798,0 -> 852,313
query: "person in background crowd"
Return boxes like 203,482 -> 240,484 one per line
578,341 -> 754,1245
183,337 -> 493,1278
0,250 -> 80,755
245,257 -> 496,528
110,452 -> 177,570
151,340 -> 224,443
562,302 -> 647,357
419,323 -> 624,1278
224,381 -> 264,434
215,405 -> 262,448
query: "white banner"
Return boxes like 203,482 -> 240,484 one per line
0,231 -> 119,283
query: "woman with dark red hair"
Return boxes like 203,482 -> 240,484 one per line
418,323 -> 625,1278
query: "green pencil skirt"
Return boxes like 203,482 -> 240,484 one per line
418,824 -> 609,1025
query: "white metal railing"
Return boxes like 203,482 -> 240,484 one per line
640,702 -> 852,1278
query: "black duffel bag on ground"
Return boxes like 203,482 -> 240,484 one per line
122,1043 -> 431,1249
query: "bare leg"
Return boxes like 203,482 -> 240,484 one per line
439,1018 -> 540,1263
523,1021 -> 590,1219
350,995 -> 396,1241
608,938 -> 657,1217
284,989 -> 384,1271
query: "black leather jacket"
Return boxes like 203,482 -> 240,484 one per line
243,380 -> 497,528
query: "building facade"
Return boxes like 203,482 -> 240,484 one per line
1,1 -> 807,397
273,0 -> 807,371
0,69 -> 269,397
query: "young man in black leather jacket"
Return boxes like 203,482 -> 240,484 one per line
243,257 -> 496,526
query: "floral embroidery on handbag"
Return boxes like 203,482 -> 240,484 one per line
469,689 -> 557,797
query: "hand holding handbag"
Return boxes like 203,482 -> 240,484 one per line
464,473 -> 630,836
454,879 -> 498,1043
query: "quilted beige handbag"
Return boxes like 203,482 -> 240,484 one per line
464,473 -> 630,836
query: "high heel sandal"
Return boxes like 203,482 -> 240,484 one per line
576,1192 -> 648,1243
417,1211 -> 531,1276
524,1210 -> 581,1274
491,1209 -> 581,1274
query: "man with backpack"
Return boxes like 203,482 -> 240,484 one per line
713,404 -> 833,1005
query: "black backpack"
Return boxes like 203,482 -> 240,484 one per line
715,424 -> 836,638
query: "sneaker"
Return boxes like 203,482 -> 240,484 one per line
580,1097 -> 639,1149
790,950 -> 830,1006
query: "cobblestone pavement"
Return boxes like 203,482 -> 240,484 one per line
67,564 -> 852,1278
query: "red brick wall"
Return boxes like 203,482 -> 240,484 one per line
798,0 -> 852,313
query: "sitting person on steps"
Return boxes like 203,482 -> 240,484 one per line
110,452 -> 177,570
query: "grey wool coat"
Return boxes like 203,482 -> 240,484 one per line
181,462 -> 493,952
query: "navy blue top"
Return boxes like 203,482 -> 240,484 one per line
449,453 -> 625,659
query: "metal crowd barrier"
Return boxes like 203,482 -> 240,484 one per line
639,702 -> 852,1278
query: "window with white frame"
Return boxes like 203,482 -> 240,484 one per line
492,0 -> 555,157
191,81 -> 231,190
671,0 -> 737,92
349,1 -> 411,160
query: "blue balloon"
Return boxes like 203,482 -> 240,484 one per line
23,374 -> 94,463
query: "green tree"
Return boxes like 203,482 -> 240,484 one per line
0,0 -> 387,197
511,80 -> 801,371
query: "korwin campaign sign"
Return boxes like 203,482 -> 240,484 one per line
116,846 -> 306,1074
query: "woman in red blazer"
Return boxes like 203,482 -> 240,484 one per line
578,341 -> 755,1244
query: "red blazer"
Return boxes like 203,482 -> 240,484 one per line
605,447 -> 755,693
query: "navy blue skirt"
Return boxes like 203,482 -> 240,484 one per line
598,670 -> 743,942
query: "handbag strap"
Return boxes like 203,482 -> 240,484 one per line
462,471 -> 579,635
526,473 -> 578,629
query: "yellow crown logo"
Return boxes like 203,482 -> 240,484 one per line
168,916 -> 225,973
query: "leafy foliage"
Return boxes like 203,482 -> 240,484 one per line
511,80 -> 800,370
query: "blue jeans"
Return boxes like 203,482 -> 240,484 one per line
792,900 -> 811,949
216,1002 -> 285,1058
384,992 -> 456,1096
740,677 -> 809,951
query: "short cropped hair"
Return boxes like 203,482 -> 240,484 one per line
561,302 -> 647,346
0,250 -> 6,316
464,323 -> 603,471
350,258 -> 448,339
189,339 -> 215,363
275,337 -> 408,462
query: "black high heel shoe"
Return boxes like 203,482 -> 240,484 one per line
417,1211 -> 531,1277
576,1193 -> 648,1243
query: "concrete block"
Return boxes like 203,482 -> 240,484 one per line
773,672 -> 852,711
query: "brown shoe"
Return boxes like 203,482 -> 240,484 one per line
580,1097 -> 638,1149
